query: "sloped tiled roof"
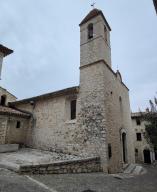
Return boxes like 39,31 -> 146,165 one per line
0,106 -> 30,118
10,86 -> 79,105
79,8 -> 111,31
0,44 -> 13,57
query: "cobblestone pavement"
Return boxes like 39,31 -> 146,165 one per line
0,168 -> 50,192
0,148 -> 82,166
32,165 -> 157,192
0,165 -> 157,192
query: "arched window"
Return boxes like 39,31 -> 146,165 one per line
1,95 -> 6,106
88,23 -> 93,39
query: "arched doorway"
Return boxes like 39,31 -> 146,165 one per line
122,132 -> 127,163
143,149 -> 151,164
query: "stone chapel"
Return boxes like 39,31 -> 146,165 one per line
0,9 -> 135,173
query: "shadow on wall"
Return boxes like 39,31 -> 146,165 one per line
82,190 -> 96,192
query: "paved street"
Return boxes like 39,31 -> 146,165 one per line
0,169 -> 48,192
0,165 -> 157,192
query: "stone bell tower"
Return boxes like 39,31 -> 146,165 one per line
77,9 -> 112,172
80,8 -> 112,68
77,9 -> 135,173
0,44 -> 13,79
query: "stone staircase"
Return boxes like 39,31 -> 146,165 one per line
123,163 -> 144,175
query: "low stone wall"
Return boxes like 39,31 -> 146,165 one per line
19,157 -> 101,174
0,144 -> 19,153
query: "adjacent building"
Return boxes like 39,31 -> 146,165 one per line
131,112 -> 156,164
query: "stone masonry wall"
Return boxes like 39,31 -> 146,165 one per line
19,157 -> 101,174
5,116 -> 29,145
13,96 -> 84,156
77,61 -> 135,173
77,61 -> 108,172
101,64 -> 135,173
0,116 -> 7,144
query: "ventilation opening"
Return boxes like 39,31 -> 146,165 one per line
82,190 -> 96,192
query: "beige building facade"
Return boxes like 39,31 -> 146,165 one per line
0,86 -> 30,145
131,112 -> 156,164
0,9 -> 135,173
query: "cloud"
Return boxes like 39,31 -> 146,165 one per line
0,0 -> 156,112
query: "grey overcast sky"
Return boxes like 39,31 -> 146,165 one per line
0,0 -> 157,112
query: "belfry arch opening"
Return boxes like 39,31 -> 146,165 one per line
88,23 -> 93,39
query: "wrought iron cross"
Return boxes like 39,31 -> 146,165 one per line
91,2 -> 96,9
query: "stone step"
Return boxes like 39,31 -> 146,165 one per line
0,161 -> 20,172
132,165 -> 143,175
123,163 -> 136,174
123,163 -> 129,170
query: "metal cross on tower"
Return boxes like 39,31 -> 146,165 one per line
91,2 -> 96,9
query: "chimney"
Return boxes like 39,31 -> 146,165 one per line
0,44 -> 13,79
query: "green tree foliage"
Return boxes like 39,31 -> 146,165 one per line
142,98 -> 157,151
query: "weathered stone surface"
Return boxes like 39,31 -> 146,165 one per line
18,157 -> 101,175
0,144 -> 19,153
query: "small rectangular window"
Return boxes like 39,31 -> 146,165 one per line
104,26 -> 107,42
136,133 -> 142,141
136,119 -> 141,126
108,144 -> 112,159
70,100 -> 76,120
88,24 -> 93,39
135,148 -> 138,153
16,121 -> 21,129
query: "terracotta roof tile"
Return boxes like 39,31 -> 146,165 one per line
79,9 -> 111,31
0,106 -> 30,118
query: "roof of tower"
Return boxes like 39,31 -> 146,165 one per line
0,44 -> 13,57
79,8 -> 111,31
153,0 -> 157,14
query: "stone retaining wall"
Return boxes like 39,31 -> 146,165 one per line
19,157 -> 101,174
